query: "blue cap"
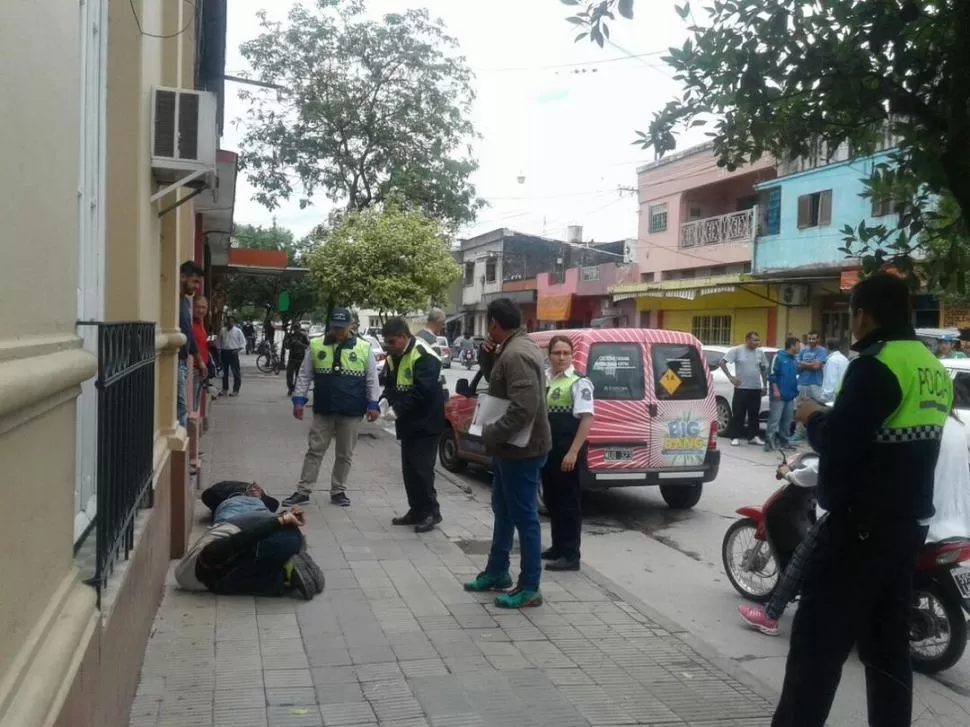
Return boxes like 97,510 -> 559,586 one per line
939,334 -> 958,343
329,307 -> 353,328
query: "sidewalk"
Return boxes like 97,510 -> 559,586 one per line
129,365 -> 776,727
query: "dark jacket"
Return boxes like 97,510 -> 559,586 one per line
806,325 -> 944,524
179,296 -> 198,361
383,337 -> 446,439
479,328 -> 552,460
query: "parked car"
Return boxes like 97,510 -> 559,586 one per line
360,334 -> 387,375
703,345 -> 778,436
438,328 -> 721,509
433,336 -> 452,368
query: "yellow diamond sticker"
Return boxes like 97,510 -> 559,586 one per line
659,369 -> 682,396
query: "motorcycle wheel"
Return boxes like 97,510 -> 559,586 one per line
722,518 -> 778,602
910,581 -> 968,674
256,354 -> 273,374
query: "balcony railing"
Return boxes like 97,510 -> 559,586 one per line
77,322 -> 156,605
680,208 -> 755,248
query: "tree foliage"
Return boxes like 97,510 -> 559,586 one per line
565,0 -> 970,295
308,204 -> 461,319
226,223 -> 324,322
237,0 -> 482,230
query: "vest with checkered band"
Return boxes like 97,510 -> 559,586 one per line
309,336 -> 371,417
386,338 -> 439,391
546,372 -> 583,450
866,340 -> 952,443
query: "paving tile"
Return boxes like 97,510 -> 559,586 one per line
214,707 -> 268,727
265,670 -> 314,688
318,702 -> 376,726
266,705 -> 324,727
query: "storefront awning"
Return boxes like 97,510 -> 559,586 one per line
611,274 -> 745,303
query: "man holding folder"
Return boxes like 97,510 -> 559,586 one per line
463,298 -> 551,608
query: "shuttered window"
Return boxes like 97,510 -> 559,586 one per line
797,190 -> 833,228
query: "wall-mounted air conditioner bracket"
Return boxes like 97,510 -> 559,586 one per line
150,166 -> 214,205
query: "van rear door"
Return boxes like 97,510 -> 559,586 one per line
647,343 -> 715,468
584,341 -> 650,470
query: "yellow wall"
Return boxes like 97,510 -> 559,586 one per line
637,286 -> 773,345
662,308 -> 771,345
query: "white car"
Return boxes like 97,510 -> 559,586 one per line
940,358 -> 970,448
703,345 -> 778,436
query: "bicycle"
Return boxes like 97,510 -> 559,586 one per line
255,341 -> 282,375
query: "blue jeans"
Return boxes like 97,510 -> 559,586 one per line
485,455 -> 546,591
766,397 -> 795,445
177,359 -> 189,427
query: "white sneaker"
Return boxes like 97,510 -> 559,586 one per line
750,436 -> 765,446
730,439 -> 741,447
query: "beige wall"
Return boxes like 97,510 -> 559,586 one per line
0,1 -> 101,724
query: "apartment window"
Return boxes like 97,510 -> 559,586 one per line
581,266 -> 601,281
681,268 -> 696,280
464,261 -> 474,286
871,196 -> 897,217
759,187 -> 782,235
641,272 -> 655,283
742,262 -> 752,274
691,315 -> 732,346
485,258 -> 497,283
796,190 -> 832,229
709,265 -> 727,276
688,205 -> 703,220
648,203 -> 668,233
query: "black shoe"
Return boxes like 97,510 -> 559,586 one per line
433,511 -> 442,525
545,557 -> 580,572
541,548 -> 560,561
282,491 -> 310,507
289,556 -> 315,600
413,514 -> 436,533
392,511 -> 420,526
330,492 -> 351,507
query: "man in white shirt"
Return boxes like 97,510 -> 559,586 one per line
416,308 -> 445,346
219,315 -> 247,396
820,338 -> 850,402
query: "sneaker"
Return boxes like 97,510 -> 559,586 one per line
330,493 -> 351,507
282,491 -> 310,507
495,588 -> 543,609
545,557 -> 580,572
288,556 -> 315,600
738,604 -> 779,636
463,571 -> 513,592
730,439 -> 741,447
541,548 -> 560,561
750,436 -> 765,446
297,552 -> 326,594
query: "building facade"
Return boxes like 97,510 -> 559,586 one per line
618,144 -> 780,345
0,3 -> 232,726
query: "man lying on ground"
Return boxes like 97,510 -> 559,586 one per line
201,480 -> 279,522
177,486 -> 324,600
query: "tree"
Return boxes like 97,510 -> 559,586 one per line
237,0 -> 482,230
564,0 -> 970,295
308,203 -> 461,320
226,223 -> 324,323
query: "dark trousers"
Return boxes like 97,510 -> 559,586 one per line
486,455 -> 545,592
728,388 -> 761,440
286,353 -> 302,394
208,527 -> 303,597
401,435 -> 440,518
221,349 -> 241,393
772,515 -> 927,727
541,446 -> 584,561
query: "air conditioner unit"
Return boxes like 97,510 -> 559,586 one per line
779,283 -> 809,306
150,86 -> 218,195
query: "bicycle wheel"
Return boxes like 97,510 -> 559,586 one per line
256,353 -> 273,374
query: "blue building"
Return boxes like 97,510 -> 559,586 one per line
750,149 -> 939,342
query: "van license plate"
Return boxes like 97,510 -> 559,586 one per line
603,448 -> 633,462
951,566 -> 970,599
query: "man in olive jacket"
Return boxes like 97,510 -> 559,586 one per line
463,298 -> 551,608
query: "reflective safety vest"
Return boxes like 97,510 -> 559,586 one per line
387,338 -> 439,391
546,372 -> 582,450
309,336 -> 371,417
869,340 -> 952,443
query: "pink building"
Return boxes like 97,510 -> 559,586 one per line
636,143 -> 776,279
537,261 -> 640,328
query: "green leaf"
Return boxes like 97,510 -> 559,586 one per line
567,16 -> 585,25
618,0 -> 634,20
675,3 -> 690,20
560,0 -> 580,5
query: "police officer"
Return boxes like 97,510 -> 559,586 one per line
284,308 -> 380,508
773,274 -> 953,727
541,335 -> 594,571
380,316 -> 446,533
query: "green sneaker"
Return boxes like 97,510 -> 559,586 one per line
463,571 -> 513,592
494,588 -> 543,609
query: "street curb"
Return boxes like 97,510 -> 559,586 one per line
580,562 -> 781,705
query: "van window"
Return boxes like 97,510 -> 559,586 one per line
587,343 -> 645,401
652,344 -> 709,400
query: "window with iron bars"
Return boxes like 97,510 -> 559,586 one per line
691,315 -> 732,346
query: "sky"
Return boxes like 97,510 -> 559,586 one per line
222,0 -> 698,244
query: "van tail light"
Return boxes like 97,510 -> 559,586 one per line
708,421 -> 719,450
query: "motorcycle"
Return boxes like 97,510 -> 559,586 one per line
460,347 -> 476,370
722,451 -> 970,674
